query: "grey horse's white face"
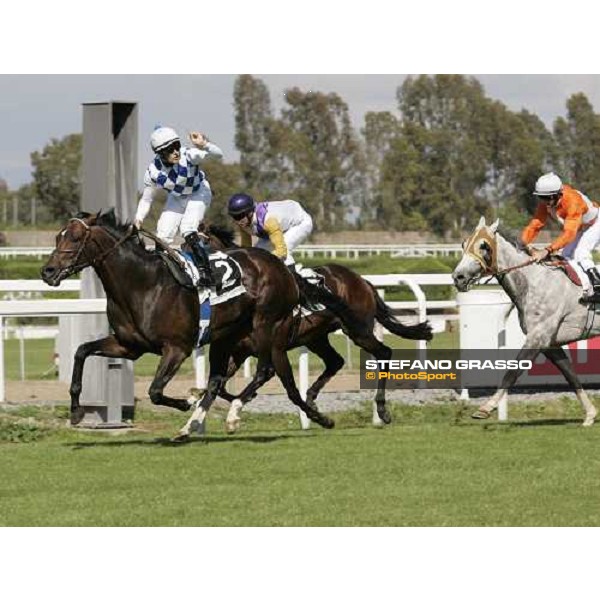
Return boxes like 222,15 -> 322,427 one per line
452,217 -> 499,292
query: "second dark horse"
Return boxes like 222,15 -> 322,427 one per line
198,224 -> 433,431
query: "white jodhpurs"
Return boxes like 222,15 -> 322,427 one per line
562,217 -> 600,290
563,217 -> 600,270
255,214 -> 313,265
156,179 -> 212,244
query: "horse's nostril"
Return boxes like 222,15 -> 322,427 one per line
41,266 -> 56,279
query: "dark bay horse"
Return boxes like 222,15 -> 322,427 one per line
198,224 -> 433,431
41,211 -> 341,433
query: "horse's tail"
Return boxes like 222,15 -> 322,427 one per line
367,281 -> 433,341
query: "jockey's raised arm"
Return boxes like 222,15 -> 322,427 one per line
134,126 -> 224,288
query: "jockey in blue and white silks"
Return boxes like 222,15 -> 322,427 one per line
134,126 -> 223,287
227,194 -> 313,266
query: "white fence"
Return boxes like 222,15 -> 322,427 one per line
0,244 -> 464,260
0,275 -> 472,409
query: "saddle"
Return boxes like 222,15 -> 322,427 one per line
545,256 -> 582,287
161,249 -> 247,347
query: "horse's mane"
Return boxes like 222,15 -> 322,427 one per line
201,223 -> 237,248
496,225 -> 530,254
75,209 -> 145,249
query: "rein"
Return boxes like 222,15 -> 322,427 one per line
495,258 -> 537,276
52,218 -> 136,276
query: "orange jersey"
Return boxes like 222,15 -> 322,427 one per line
521,184 -> 599,252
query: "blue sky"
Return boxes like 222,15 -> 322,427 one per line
1,74 -> 600,189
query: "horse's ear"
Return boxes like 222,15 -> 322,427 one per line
477,216 -> 486,229
101,208 -> 118,227
489,218 -> 500,233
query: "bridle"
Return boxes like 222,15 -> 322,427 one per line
462,227 -> 535,282
50,218 -> 135,277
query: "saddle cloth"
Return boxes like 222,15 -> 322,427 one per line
172,250 -> 246,347
175,250 -> 246,305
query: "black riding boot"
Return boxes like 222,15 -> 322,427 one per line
184,232 -> 215,288
288,263 -> 324,311
581,268 -> 600,304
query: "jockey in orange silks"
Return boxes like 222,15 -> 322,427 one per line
521,172 -> 600,304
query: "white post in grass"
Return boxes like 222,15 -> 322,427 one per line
298,347 -> 311,430
18,326 -> 25,381
497,304 -> 513,422
194,346 -> 206,389
372,290 -> 385,426
0,318 -> 4,402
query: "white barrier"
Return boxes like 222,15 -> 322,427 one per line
457,290 -> 518,420
0,274 -> 467,416
0,244 -> 465,260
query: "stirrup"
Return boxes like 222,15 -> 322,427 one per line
197,271 -> 215,288
579,291 -> 600,305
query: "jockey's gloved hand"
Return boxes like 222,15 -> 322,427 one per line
532,248 -> 550,263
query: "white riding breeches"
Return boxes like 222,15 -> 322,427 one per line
562,217 -> 600,291
156,179 -> 212,244
255,215 -> 313,265
563,218 -> 600,269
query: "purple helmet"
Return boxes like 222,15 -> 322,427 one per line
228,193 -> 255,217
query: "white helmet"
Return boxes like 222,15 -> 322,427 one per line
534,172 -> 563,197
150,127 -> 180,153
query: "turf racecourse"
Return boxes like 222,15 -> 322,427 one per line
2,400 -> 600,526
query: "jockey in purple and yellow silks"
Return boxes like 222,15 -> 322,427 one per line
227,194 -> 313,268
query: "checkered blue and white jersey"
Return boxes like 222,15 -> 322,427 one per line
135,141 -> 223,226
144,147 -> 206,197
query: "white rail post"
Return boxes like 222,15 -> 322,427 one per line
18,326 -> 25,381
0,317 -> 4,403
194,346 -> 206,390
372,289 -> 386,426
497,303 -> 513,422
298,347 -> 311,430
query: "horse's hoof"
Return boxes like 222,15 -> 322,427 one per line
320,416 -> 335,429
170,433 -> 190,443
306,395 -> 318,411
583,419 -> 595,427
377,409 -> 392,425
70,407 -> 85,426
471,409 -> 491,420
225,419 -> 240,434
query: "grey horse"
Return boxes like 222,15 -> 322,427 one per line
452,216 -> 598,426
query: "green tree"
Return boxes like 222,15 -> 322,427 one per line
203,161 -> 244,228
234,74 -> 284,197
281,87 -> 366,230
362,111 -> 400,225
376,75 -> 492,236
31,134 -> 82,221
553,93 -> 600,197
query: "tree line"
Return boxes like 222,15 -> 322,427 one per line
5,74 -> 600,238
